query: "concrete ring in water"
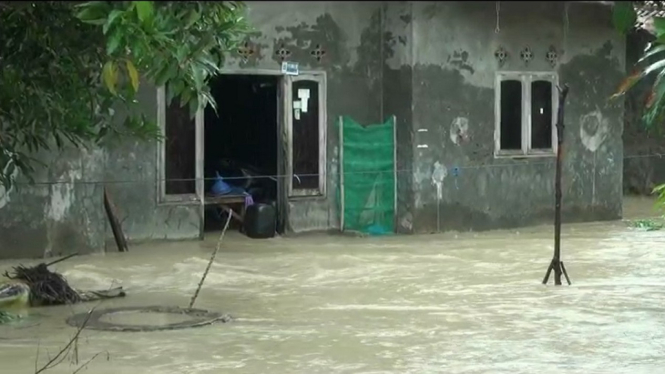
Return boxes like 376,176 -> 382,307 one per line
66,306 -> 233,332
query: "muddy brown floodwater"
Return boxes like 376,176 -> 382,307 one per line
1,197 -> 665,374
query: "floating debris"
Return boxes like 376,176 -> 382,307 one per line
4,263 -> 80,306
3,254 -> 126,307
628,219 -> 664,231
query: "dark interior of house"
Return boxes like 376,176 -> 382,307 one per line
203,74 -> 279,231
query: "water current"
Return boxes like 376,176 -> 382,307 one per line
1,197 -> 664,374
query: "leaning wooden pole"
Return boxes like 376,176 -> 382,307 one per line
542,84 -> 571,286
104,187 -> 128,253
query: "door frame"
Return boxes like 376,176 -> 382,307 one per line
156,86 -> 205,206
203,69 -> 289,235
283,73 -> 327,198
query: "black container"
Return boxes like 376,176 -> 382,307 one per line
243,203 -> 276,239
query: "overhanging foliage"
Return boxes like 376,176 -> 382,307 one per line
0,1 -> 249,189
612,1 -> 665,127
612,1 -> 665,207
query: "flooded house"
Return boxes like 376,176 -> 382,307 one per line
0,1 -> 626,259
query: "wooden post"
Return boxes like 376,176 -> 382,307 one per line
543,84 -> 571,286
104,187 -> 128,253
339,116 -> 345,232
392,115 -> 398,233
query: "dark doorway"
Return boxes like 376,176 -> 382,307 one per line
204,74 -> 281,233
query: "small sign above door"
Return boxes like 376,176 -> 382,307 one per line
281,61 -> 299,76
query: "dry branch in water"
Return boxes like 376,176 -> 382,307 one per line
34,306 -> 108,374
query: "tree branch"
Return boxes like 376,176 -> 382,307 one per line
34,307 -> 94,374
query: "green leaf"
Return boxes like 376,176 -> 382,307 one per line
79,18 -> 107,26
189,95 -> 199,119
75,1 -> 111,24
154,63 -> 178,86
166,83 -> 178,106
169,80 -> 186,101
102,61 -> 119,95
73,1 -> 107,10
639,44 -> 665,64
655,183 -> 665,212
643,58 -> 665,76
654,17 -> 665,38
185,10 -> 201,29
103,9 -> 126,35
106,31 -> 122,55
652,184 -> 665,194
612,2 -> 637,34
191,65 -> 205,91
133,1 -> 154,23
180,89 -> 193,108
176,45 -> 189,64
125,60 -> 140,92
75,7 -> 100,21
53,132 -> 63,149
201,90 -> 217,112
642,68 -> 665,127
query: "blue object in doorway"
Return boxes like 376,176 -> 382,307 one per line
210,172 -> 232,196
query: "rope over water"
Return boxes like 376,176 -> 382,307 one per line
189,210 -> 233,309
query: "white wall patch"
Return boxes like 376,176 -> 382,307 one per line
431,161 -> 448,200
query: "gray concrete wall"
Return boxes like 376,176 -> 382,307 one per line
0,147 -> 106,259
104,83 -> 201,243
384,1 -> 625,233
383,2 -> 415,233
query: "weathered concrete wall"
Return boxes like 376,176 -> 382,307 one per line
0,78 -> 199,261
384,1 -> 625,233
0,147 -> 106,259
383,2 -> 415,233
104,83 -> 201,243
623,30 -> 665,195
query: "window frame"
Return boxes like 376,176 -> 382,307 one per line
284,73 -> 327,198
494,72 -> 559,158
156,86 -> 205,205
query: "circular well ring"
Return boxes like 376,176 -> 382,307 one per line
66,305 -> 232,332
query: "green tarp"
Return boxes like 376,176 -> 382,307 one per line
339,116 -> 395,235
